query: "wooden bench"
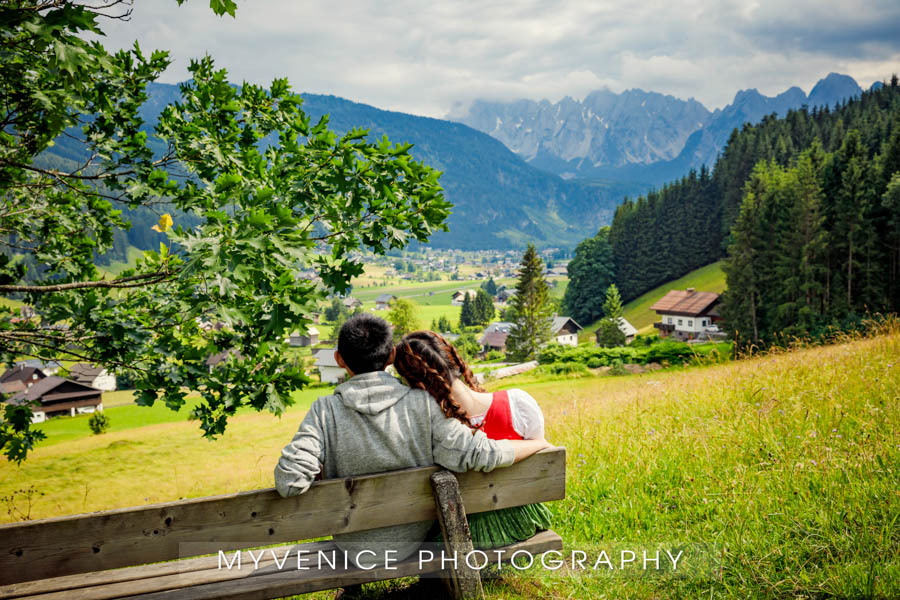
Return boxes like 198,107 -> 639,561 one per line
0,447 -> 565,600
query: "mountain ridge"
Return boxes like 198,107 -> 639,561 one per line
40,83 -> 649,251
451,72 -> 867,183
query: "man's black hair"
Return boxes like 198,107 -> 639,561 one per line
337,313 -> 394,375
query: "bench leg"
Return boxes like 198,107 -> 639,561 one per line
430,470 -> 485,600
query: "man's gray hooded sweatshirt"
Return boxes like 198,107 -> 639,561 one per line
274,370 -> 516,566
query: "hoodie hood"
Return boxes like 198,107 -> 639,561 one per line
335,370 -> 411,415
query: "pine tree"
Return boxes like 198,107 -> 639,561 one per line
437,315 -> 453,333
506,244 -> 554,361
482,278 -> 498,296
459,293 -> 476,328
721,164 -> 769,343
473,288 -> 495,326
595,284 -> 626,347
602,283 -> 624,319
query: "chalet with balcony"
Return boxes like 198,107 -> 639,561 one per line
6,376 -> 102,423
650,288 -> 722,341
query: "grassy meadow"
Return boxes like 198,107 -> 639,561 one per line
2,325 -> 898,598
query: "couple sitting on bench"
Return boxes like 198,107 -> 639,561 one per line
274,313 -> 553,597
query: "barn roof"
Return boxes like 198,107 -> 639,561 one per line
551,316 -> 583,334
314,348 -> 341,368
1,366 -> 44,383
480,331 -> 510,348
8,376 -> 100,404
616,317 -> 638,337
650,290 -> 720,317
69,363 -> 106,381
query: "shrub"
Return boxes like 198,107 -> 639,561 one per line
540,362 -> 589,376
485,350 -> 505,361
586,356 -> 606,369
88,411 -> 110,435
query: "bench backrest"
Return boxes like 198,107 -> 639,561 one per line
0,447 -> 565,586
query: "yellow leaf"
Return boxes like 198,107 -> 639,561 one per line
153,213 -> 174,233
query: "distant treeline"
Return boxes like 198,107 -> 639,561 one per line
608,76 -> 900,307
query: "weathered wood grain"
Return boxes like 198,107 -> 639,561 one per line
431,470 -> 484,600
0,447 -> 565,586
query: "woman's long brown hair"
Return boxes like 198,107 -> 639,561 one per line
393,331 -> 485,429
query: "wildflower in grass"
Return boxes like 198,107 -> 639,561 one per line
810,460 -> 817,465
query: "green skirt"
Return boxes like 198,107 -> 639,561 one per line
430,503 -> 553,550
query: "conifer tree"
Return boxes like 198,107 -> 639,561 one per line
506,245 -> 554,361
595,284 -> 626,347
459,293 -> 476,328
473,288 -> 495,326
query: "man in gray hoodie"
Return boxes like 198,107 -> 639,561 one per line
274,313 -> 549,572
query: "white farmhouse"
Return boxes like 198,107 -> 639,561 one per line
314,348 -> 346,384
68,363 -> 117,391
650,288 -> 722,341
550,316 -> 583,347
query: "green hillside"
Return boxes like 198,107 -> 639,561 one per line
579,261 -> 726,341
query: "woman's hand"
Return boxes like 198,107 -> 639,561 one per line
509,438 -> 553,463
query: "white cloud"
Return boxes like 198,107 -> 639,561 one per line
95,0 -> 900,117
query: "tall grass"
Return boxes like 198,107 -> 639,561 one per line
2,326 -> 897,598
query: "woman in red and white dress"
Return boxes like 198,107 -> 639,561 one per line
393,330 -> 553,549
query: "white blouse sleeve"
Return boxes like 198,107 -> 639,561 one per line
507,389 -> 545,440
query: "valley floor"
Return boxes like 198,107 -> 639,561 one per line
2,328 -> 898,598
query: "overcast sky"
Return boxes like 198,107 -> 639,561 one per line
97,0 -> 900,118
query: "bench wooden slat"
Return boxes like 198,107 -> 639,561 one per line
0,448 -> 565,586
129,531 -> 564,600
1,531 -> 563,600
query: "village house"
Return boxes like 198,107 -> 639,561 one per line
313,349 -> 345,384
1,364 -> 47,395
13,359 -> 62,376
551,316 -> 583,347
496,289 -> 516,304
205,348 -> 243,373
450,289 -> 478,306
341,297 -> 363,310
6,376 -> 102,423
288,326 -> 320,347
595,317 -> 639,345
650,288 -> 722,341
479,322 -> 514,354
375,294 -> 397,310
616,317 -> 638,344
68,363 -> 117,391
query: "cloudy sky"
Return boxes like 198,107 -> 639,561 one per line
97,0 -> 900,118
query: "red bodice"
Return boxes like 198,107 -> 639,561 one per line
479,390 -> 522,440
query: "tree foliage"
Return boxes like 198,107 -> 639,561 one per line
387,298 -> 421,342
608,79 -> 900,303
0,1 -> 449,462
473,288 -> 495,326
562,227 -> 616,324
721,129 -> 900,345
506,244 -> 554,361
595,284 -> 626,347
